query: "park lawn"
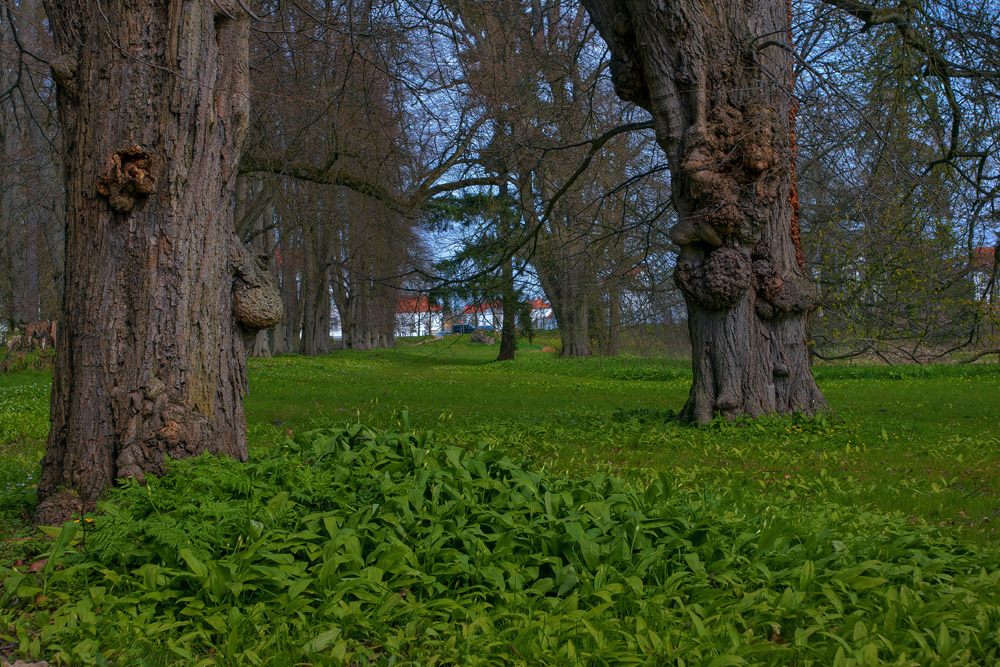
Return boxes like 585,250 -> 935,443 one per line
3,338 -> 1000,544
2,337 -> 1000,664
244,337 -> 1000,544
3,338 -> 1000,543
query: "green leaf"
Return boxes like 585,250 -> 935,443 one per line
42,522 -> 78,575
304,628 -> 342,653
267,491 -> 290,516
178,548 -> 208,580
288,577 -> 312,601
1,570 -> 25,604
580,537 -> 600,571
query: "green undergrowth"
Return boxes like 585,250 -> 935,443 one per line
811,363 -> 1000,382
0,372 -> 49,444
438,408 -> 1000,543
1,347 -> 55,373
0,373 -> 48,536
4,425 -> 1000,665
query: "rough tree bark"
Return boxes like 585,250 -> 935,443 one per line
497,255 -> 517,362
560,294 -> 592,358
541,264 -> 592,358
300,227 -> 332,356
583,0 -> 826,422
236,176 -> 278,359
37,1 -> 281,520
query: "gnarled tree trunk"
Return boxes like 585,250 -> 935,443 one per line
537,251 -> 593,358
236,175 -> 280,359
38,1 -> 281,518
583,0 -> 826,422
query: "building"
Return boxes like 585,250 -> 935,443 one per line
528,298 -> 556,330
972,246 -> 997,302
455,299 -> 557,331
461,302 -> 503,329
395,295 -> 443,337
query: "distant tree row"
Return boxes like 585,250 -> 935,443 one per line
1,0 -> 997,364
5,0 -> 1000,511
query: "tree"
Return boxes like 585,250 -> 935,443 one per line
36,2 -> 281,520
800,78 -> 981,363
241,0 -> 418,353
0,0 -> 64,331
582,0 -> 827,422
425,190 -> 527,361
330,191 -> 416,350
235,174 -> 280,358
792,2 -> 999,364
235,0 -> 498,354
433,0 -> 669,359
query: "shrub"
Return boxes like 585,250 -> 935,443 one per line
3,425 -> 1000,665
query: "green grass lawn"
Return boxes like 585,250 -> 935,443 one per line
2,335 -> 1000,665
244,336 -> 1000,543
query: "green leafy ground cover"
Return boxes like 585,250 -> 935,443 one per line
2,335 -> 1000,664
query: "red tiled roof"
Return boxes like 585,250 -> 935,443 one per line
397,295 -> 442,313
973,246 -> 995,270
462,302 -> 501,314
463,299 -> 552,313
625,264 -> 646,277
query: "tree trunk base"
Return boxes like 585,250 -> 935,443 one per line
497,333 -> 515,361
681,297 -> 827,424
34,490 -> 90,526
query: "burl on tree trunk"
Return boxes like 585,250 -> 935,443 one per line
583,0 -> 826,422
37,1 -> 280,523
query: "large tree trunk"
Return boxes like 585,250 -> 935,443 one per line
300,228 -> 332,356
555,265 -> 592,358
536,250 -> 593,358
583,0 -> 826,422
560,295 -> 591,358
338,289 -> 375,352
497,256 -> 517,362
37,1 -> 281,517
